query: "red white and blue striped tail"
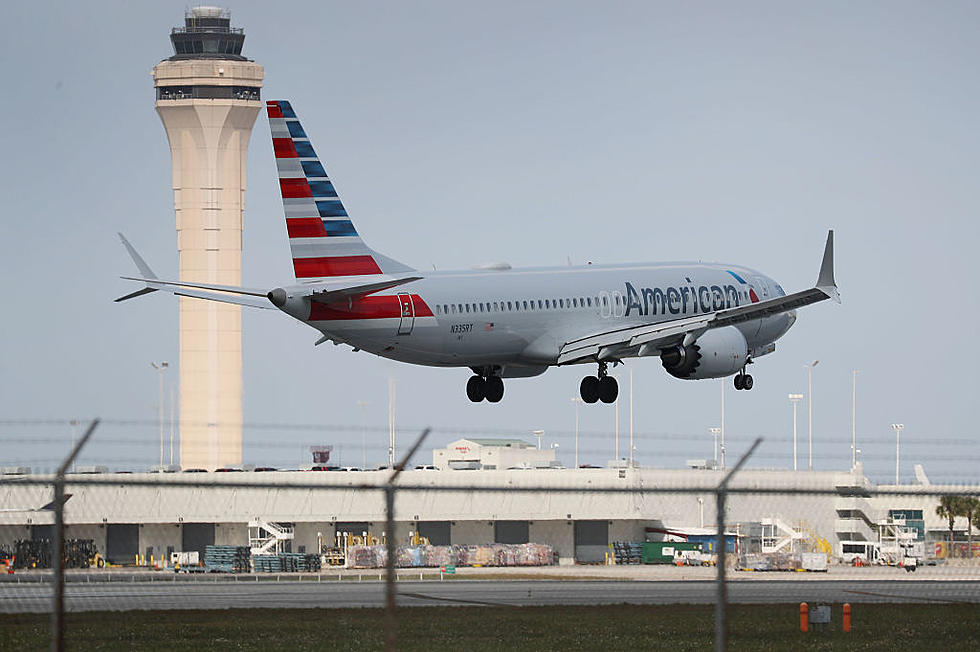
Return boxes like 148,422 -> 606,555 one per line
266,100 -> 414,279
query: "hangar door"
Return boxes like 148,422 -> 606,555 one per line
574,520 -> 608,563
494,521 -> 529,544
182,523 -> 215,558
106,523 -> 139,564
30,525 -> 54,541
417,521 -> 451,546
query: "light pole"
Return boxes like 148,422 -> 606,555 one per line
571,398 -> 582,468
69,419 -> 78,473
357,400 -> 369,470
891,423 -> 904,485
720,379 -> 726,469
629,369 -> 634,468
532,430 -> 544,450
851,370 -> 859,469
387,378 -> 396,469
805,360 -> 819,470
708,428 -> 721,467
614,393 -> 620,462
788,394 -> 803,471
151,362 -> 169,471
169,383 -> 176,467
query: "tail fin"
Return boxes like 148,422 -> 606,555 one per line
266,100 -> 414,279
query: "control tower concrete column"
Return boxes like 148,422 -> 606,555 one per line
152,7 -> 263,470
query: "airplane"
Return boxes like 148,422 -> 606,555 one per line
118,99 -> 839,405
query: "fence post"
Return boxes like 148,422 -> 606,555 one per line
384,484 -> 396,652
51,419 -> 99,652
384,428 -> 430,652
714,437 -> 761,652
714,487 -> 728,652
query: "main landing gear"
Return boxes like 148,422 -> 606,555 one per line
733,369 -> 754,391
466,374 -> 504,403
580,361 -> 618,404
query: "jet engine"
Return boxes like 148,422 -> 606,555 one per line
661,326 -> 748,380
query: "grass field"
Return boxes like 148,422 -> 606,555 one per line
1,603 -> 977,651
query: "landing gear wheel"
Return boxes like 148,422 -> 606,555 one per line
580,376 -> 600,404
598,376 -> 619,403
734,374 -> 744,391
484,376 -> 504,403
466,375 -> 486,402
742,374 -> 754,390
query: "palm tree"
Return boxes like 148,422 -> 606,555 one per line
961,497 -> 980,561
936,495 -> 960,557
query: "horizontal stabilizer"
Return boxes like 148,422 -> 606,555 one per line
309,276 -> 422,304
115,235 -> 274,309
114,287 -> 158,303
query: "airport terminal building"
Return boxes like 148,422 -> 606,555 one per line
1,439 -> 971,565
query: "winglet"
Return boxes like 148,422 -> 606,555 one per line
115,233 -> 159,302
118,233 -> 158,280
815,230 -> 839,303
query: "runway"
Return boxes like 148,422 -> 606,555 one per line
2,578 -> 977,613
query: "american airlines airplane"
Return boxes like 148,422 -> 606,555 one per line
118,100 -> 839,405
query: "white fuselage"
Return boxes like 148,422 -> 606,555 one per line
278,261 -> 796,377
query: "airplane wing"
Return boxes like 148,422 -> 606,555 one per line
115,233 -> 421,309
557,230 -> 839,365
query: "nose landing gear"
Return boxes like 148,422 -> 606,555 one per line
466,373 -> 504,403
580,361 -> 619,404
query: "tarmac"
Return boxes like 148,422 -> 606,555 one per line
1,563 -> 978,612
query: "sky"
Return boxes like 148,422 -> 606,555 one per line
0,1 -> 977,482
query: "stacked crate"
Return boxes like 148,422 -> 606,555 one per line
252,552 -> 322,572
204,545 -> 250,573
612,542 -> 643,565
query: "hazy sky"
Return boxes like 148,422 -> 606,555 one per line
1,2 -> 977,482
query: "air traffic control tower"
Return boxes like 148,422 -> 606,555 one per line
152,7 -> 263,470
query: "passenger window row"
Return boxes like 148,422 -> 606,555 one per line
435,295 -> 615,315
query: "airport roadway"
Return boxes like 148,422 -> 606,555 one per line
2,578 -> 978,613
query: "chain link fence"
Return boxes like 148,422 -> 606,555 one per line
1,420 -> 978,650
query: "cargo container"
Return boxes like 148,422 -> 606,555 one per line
641,541 -> 702,564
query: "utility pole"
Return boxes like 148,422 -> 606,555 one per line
891,423 -> 904,484
169,383 -> 176,467
709,427 -> 721,468
614,395 -> 620,462
151,362 -> 169,471
387,380 -> 396,468
571,398 -> 582,468
851,370 -> 859,469
629,369 -> 634,467
788,394 -> 803,471
805,360 -> 819,470
720,379 -> 726,469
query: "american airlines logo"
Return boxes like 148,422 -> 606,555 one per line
623,281 -> 745,317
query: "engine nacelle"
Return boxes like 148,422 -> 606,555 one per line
661,326 -> 748,380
